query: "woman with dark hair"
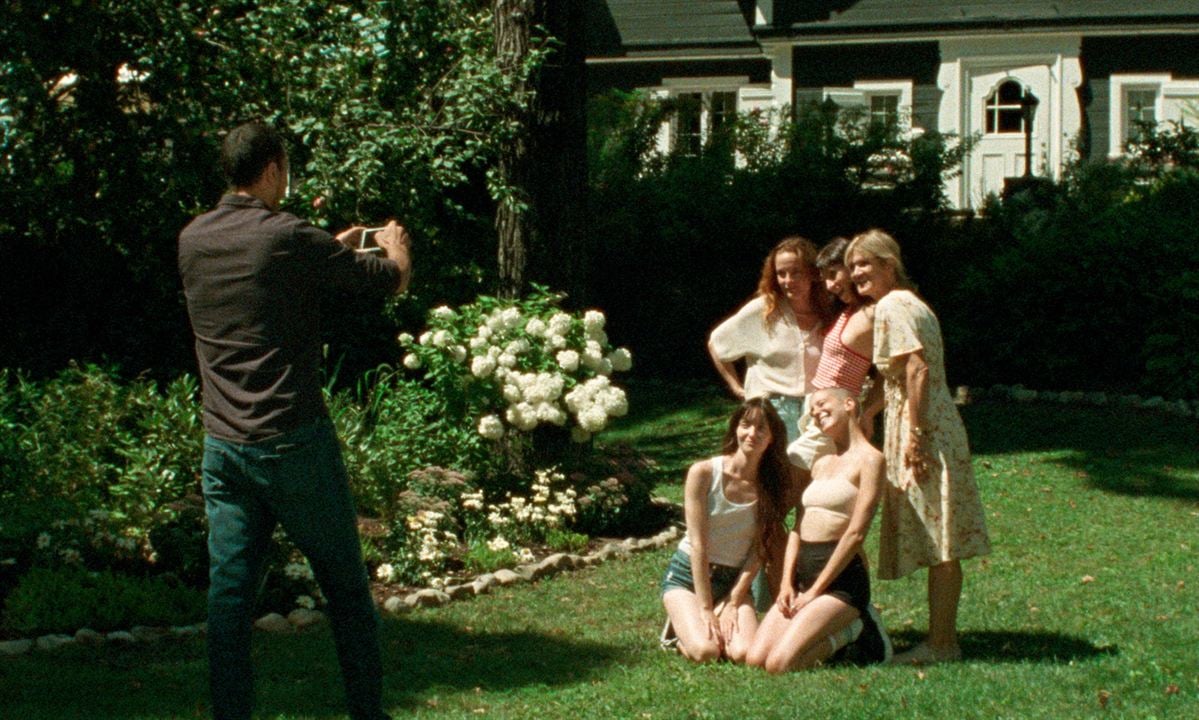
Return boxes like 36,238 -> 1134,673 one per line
708,236 -> 835,444
746,387 -> 886,672
660,398 -> 791,663
845,228 -> 991,665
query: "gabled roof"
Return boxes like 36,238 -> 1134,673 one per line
586,0 -> 759,58
770,1 -> 1199,36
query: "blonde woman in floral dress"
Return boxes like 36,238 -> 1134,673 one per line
845,229 -> 991,665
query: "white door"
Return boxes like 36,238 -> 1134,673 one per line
966,66 -> 1050,207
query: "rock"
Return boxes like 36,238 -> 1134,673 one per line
106,631 -> 135,644
1038,391 -> 1060,403
493,568 -> 523,585
253,613 -> 292,634
444,584 -> 473,600
1085,392 -> 1109,406
35,634 -> 75,652
534,553 -> 569,578
513,564 -> 537,581
0,639 -> 33,656
409,589 -> 450,608
472,574 -> 495,594
1141,396 -> 1168,411
169,625 -> 202,638
131,625 -> 170,643
579,553 -> 602,567
74,628 -> 105,645
1011,387 -> 1037,403
563,554 -> 585,569
287,608 -> 326,628
382,596 -> 408,614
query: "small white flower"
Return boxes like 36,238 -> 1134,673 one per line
397,332 -> 414,345
402,353 -> 422,369
505,338 -> 530,356
476,324 -> 493,340
556,349 -> 580,372
525,317 -> 547,336
296,594 -> 316,609
462,491 -> 485,511
451,345 -> 468,363
608,347 -> 633,372
548,312 -> 572,336
498,352 -> 517,368
583,310 -> 606,334
487,536 -> 511,552
36,532 -> 51,550
515,547 -> 535,563
431,305 -> 455,321
418,331 -> 432,346
547,333 -> 568,350
431,329 -> 451,348
478,414 -> 505,440
578,405 -> 608,433
471,355 -> 497,378
469,336 -> 487,350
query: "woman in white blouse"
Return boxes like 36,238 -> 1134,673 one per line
708,236 -> 834,445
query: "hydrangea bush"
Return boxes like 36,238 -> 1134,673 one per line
397,287 -> 633,452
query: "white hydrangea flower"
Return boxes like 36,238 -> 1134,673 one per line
548,312 -> 572,336
547,333 -> 568,350
608,347 -> 633,372
500,307 -> 522,330
397,332 -> 414,345
295,594 -> 316,609
583,310 -> 606,334
505,402 -> 539,431
581,340 -> 604,370
505,338 -> 530,356
375,563 -> 395,581
471,355 -> 497,378
476,324 -> 493,340
578,405 -> 608,432
556,349 -> 580,372
431,305 -> 455,321
487,536 -> 511,552
597,358 -> 613,376
502,381 -> 523,403
525,317 -> 547,337
600,387 -> 629,417
418,331 -> 432,345
450,345 -> 467,363
498,352 -> 517,368
431,329 -> 451,348
477,414 -> 505,440
403,353 -> 421,370
535,402 -> 567,426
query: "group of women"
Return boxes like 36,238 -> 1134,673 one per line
660,229 -> 992,672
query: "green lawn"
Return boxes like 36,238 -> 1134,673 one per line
2,383 -> 1197,719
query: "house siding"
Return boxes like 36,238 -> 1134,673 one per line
1080,35 -> 1199,160
790,42 -> 941,129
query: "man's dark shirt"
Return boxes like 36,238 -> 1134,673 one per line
179,194 -> 400,442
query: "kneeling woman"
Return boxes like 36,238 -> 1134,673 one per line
661,398 -> 790,663
747,388 -> 884,672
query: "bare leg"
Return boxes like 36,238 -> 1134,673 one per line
721,601 -> 760,664
750,595 -> 860,674
927,559 -> 963,653
893,560 -> 963,664
662,589 -> 721,663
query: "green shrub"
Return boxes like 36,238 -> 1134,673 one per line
2,566 -> 205,635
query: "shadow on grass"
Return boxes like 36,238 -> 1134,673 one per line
963,401 -> 1199,501
887,628 -> 1118,664
1,619 -> 624,719
266,617 -> 624,717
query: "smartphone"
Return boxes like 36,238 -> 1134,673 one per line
358,227 -> 387,254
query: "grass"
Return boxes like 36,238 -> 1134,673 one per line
2,382 -> 1197,719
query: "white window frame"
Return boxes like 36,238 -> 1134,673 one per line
1108,73 -> 1199,157
822,79 -> 916,134
657,77 -> 748,155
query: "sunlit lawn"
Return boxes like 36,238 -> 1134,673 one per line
2,381 -> 1197,719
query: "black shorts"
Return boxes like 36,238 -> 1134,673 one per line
793,541 -> 871,614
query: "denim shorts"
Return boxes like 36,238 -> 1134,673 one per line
660,549 -> 741,601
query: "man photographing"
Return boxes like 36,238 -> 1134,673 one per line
179,120 -> 407,720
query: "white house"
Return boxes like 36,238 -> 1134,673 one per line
585,0 -> 1199,209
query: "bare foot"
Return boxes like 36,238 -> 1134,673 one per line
889,642 -> 962,666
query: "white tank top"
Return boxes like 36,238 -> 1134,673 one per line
678,456 -> 758,568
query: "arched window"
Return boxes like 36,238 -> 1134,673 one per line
985,80 -> 1032,134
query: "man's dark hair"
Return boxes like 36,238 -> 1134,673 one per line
221,121 -> 286,187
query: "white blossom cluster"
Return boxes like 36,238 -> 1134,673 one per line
474,468 -> 578,563
400,300 -> 632,443
405,509 -> 457,565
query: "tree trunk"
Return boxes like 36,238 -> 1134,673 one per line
493,0 -> 587,300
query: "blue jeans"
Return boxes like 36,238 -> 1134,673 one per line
202,418 -> 387,720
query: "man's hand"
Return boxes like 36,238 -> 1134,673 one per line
334,226 -> 366,251
375,220 -> 412,294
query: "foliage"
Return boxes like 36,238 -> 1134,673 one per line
585,92 -> 971,378
0,365 -> 203,566
944,122 -> 1199,399
0,0 -> 545,378
2,566 -> 205,635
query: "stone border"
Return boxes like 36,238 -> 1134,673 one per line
966,384 -> 1198,418
0,526 -> 682,658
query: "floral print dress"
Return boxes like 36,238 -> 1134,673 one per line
873,290 -> 991,579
